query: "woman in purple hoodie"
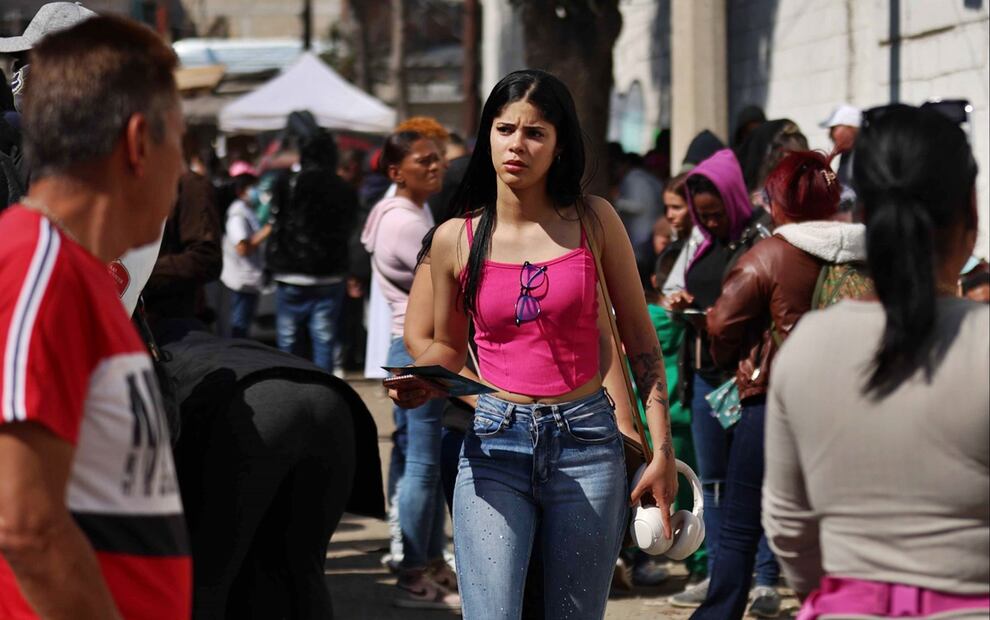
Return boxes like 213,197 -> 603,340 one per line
666,149 -> 781,610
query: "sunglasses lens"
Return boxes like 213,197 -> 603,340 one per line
521,263 -> 547,289
515,294 -> 540,323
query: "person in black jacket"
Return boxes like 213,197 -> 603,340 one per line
158,319 -> 385,619
266,129 -> 358,374
143,169 -> 223,337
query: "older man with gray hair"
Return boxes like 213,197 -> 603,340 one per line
0,14 -> 190,619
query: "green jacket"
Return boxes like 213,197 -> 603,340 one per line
633,303 -> 692,448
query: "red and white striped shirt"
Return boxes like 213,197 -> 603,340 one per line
0,206 -> 191,619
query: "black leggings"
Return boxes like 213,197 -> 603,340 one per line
175,379 -> 356,620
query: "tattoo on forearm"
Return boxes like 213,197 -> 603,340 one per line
658,439 -> 674,460
628,345 -> 670,413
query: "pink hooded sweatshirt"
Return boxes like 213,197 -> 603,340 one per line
685,148 -> 754,271
360,196 -> 434,336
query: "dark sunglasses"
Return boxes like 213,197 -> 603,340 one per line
862,99 -> 972,130
515,261 -> 548,326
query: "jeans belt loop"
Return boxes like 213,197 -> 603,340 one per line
550,404 -> 563,429
602,387 -> 616,410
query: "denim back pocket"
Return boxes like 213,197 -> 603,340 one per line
561,403 -> 618,444
472,407 -> 508,437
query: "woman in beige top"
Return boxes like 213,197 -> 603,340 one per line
763,103 -> 989,619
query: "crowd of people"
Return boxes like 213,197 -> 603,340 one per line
0,4 -> 987,620
379,69 -> 989,620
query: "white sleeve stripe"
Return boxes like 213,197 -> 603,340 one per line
3,219 -> 62,422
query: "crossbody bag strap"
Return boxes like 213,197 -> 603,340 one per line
465,323 -> 482,381
579,207 -> 653,462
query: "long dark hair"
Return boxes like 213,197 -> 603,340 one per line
447,69 -> 587,316
854,105 -> 977,396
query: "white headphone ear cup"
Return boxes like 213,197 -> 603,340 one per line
630,505 -> 671,555
664,511 -> 704,561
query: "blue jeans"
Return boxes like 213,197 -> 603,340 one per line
386,337 -> 446,569
228,290 -> 259,339
275,282 -> 346,372
440,427 -> 464,513
692,396 -> 772,619
690,375 -> 779,587
453,390 -> 627,619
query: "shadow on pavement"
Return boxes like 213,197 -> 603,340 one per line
325,536 -> 461,619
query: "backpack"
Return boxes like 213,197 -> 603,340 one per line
768,261 -> 874,348
811,261 -> 874,309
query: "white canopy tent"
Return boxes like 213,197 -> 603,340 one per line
219,52 -> 396,134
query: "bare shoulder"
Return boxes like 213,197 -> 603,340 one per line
581,194 -> 626,250
433,217 -> 467,249
431,217 -> 471,274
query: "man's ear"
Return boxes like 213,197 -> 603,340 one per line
124,112 -> 149,177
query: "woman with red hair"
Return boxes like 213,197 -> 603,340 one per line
691,150 -> 868,618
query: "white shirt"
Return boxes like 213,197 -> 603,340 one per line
221,199 -> 265,292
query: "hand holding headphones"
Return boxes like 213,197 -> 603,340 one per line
629,459 -> 705,559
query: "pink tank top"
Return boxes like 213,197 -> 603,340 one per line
465,217 -> 600,396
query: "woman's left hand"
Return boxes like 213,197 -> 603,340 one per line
629,446 -> 679,539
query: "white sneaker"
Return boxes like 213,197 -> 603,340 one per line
669,577 -> 709,608
394,570 -> 461,611
748,585 -> 782,618
380,553 -> 401,574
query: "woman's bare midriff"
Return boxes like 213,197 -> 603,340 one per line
488,374 -> 604,405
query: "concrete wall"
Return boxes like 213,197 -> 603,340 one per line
727,0 -> 990,256
610,0 -> 670,155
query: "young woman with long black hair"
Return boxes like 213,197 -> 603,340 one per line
763,104 -> 989,618
389,69 -> 678,618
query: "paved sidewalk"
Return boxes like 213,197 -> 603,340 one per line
325,377 -> 799,619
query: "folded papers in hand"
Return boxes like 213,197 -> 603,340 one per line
382,365 -> 496,397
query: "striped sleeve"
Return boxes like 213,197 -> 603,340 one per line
1,218 -> 95,444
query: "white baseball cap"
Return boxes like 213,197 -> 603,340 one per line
819,104 -> 862,129
0,2 -> 97,53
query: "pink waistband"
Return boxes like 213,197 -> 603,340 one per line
797,577 -> 990,619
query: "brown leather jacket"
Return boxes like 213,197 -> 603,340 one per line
706,236 -> 822,400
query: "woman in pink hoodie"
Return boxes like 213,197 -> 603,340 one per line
361,131 -> 461,610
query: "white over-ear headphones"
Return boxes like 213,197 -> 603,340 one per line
629,459 -> 705,559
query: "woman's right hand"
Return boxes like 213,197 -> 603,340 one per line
384,375 -> 446,409
663,290 -> 695,312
